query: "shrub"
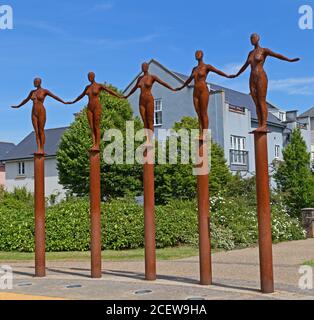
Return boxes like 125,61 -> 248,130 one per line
0,193 -> 306,253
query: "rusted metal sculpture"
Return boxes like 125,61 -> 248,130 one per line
124,62 -> 177,280
176,50 -> 231,285
11,78 -> 68,154
124,62 -> 177,142
230,33 -> 300,132
230,34 -> 300,293
69,72 -> 123,278
69,72 -> 123,151
176,50 -> 232,138
11,78 -> 68,278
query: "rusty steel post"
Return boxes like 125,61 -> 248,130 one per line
196,137 -> 212,285
143,144 -> 156,281
34,153 -> 46,277
89,150 -> 102,279
253,131 -> 274,294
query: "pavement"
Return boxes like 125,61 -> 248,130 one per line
1,239 -> 314,300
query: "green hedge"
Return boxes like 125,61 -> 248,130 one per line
0,192 -> 306,252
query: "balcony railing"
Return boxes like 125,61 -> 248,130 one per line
229,149 -> 249,171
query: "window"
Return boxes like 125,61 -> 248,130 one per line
18,162 -> 25,175
154,99 -> 162,126
230,135 -> 246,151
278,112 -> 286,122
230,136 -> 247,165
275,145 -> 280,159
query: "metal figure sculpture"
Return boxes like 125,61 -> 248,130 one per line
69,72 -> 123,151
176,50 -> 232,138
124,62 -> 177,142
230,33 -> 300,132
11,78 -> 68,154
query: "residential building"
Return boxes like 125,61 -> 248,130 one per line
1,127 -> 68,200
299,107 -> 314,164
0,142 -> 15,186
124,59 -> 312,175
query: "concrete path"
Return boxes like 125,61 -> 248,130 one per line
1,239 -> 313,300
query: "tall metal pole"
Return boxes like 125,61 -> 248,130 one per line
34,153 -> 46,277
143,143 -> 156,281
89,150 -> 102,279
253,131 -> 274,293
196,137 -> 212,285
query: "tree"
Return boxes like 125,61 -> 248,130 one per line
57,86 -> 143,199
274,128 -> 314,216
155,117 -> 232,204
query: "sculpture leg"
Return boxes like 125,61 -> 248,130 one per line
39,113 -> 46,154
193,96 -> 201,134
32,115 -> 41,154
146,100 -> 154,143
93,109 -> 102,151
139,105 -> 148,141
87,109 -> 96,151
199,92 -> 209,138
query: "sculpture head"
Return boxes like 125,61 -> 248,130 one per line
88,72 -> 95,83
195,50 -> 204,61
33,78 -> 42,88
250,33 -> 260,46
142,62 -> 149,73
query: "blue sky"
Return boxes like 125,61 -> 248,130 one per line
1,0 -> 313,143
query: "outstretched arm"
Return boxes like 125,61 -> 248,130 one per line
46,90 -> 67,104
101,85 -> 123,99
176,69 -> 195,90
207,64 -> 230,78
153,75 -> 176,91
124,77 -> 141,99
230,53 -> 251,78
11,91 -> 33,108
265,48 -> 300,62
69,86 -> 88,104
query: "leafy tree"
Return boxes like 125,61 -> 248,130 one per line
57,86 -> 143,199
155,117 -> 232,204
274,128 -> 314,216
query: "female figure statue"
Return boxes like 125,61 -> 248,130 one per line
230,33 -> 300,132
124,62 -> 177,142
69,72 -> 123,151
176,50 -> 232,138
11,78 -> 68,154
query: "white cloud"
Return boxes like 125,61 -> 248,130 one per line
81,33 -> 159,48
19,20 -> 65,35
269,77 -> 314,96
92,2 -> 114,11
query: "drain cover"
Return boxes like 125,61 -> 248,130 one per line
187,297 -> 206,301
134,289 -> 152,295
65,284 -> 82,289
17,282 -> 32,287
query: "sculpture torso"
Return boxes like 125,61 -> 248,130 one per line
31,88 -> 47,116
138,74 -> 154,94
192,64 -> 210,95
86,82 -> 102,110
248,48 -> 268,80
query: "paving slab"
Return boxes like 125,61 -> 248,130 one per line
1,239 -> 314,300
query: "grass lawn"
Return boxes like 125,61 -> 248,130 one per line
304,259 -> 314,267
0,246 -> 200,262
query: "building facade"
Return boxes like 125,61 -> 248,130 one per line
1,127 -> 68,201
0,142 -> 15,186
